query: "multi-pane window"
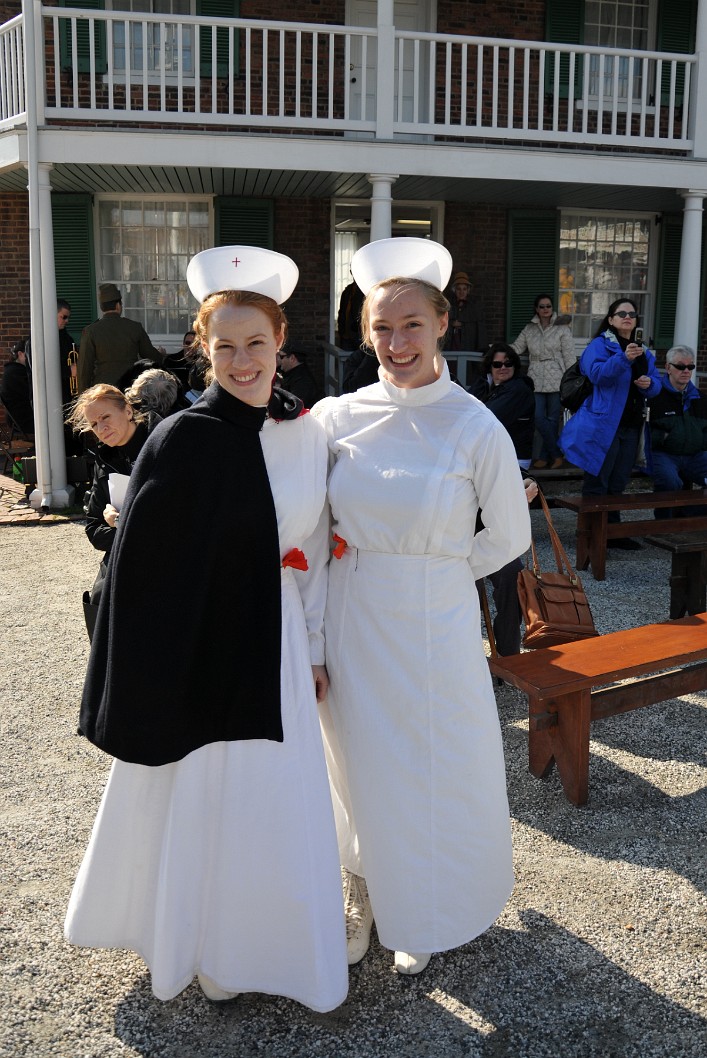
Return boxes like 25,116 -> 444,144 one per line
584,0 -> 651,99
559,213 -> 652,340
109,0 -> 195,76
98,198 -> 210,339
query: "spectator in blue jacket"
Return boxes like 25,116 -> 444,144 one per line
648,345 -> 707,518
561,298 -> 661,550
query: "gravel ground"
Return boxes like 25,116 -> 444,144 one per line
1,501 -> 706,1058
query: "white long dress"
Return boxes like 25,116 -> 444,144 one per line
312,365 -> 531,955
64,413 -> 348,1011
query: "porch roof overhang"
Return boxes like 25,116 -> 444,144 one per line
1,127 -> 706,213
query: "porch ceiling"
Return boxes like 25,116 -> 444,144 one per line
0,162 -> 687,213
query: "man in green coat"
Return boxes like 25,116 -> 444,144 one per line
78,283 -> 166,393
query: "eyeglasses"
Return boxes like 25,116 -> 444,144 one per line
613,310 -> 638,319
491,360 -> 513,369
537,304 -> 552,310
669,362 -> 695,371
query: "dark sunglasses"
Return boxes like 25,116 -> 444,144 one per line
670,362 -> 695,371
537,303 -> 552,309
59,313 -> 70,320
613,310 -> 638,319
491,360 -> 513,368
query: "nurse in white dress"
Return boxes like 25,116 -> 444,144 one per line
64,248 -> 348,1010
313,239 -> 531,976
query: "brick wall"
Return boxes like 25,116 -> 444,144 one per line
273,197 -> 331,383
0,193 -> 30,374
444,202 -> 508,346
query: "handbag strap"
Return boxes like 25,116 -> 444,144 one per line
529,487 -> 580,583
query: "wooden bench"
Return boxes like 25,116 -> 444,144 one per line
554,490 -> 707,580
488,614 -> 707,806
645,534 -> 707,619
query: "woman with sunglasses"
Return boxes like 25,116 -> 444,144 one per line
561,298 -> 661,549
511,294 -> 574,470
472,342 -> 535,471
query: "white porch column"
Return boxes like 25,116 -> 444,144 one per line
689,0 -> 707,157
39,163 -> 72,504
367,173 -> 398,241
673,191 -> 706,368
375,0 -> 395,139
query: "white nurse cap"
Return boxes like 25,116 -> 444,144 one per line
186,246 -> 299,304
351,238 -> 453,296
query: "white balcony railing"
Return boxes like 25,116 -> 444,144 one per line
0,15 -> 25,130
0,8 -> 697,152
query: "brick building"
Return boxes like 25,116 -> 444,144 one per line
1,0 -> 706,503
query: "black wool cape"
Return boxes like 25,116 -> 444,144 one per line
80,382 -> 296,766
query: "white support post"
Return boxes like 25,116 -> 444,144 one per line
375,0 -> 395,139
367,173 -> 398,241
38,162 -> 73,507
689,0 -> 707,158
674,191 -> 706,373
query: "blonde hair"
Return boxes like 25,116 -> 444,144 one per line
360,277 -> 450,351
192,289 -> 288,381
66,384 -> 144,434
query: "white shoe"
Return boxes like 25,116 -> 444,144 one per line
197,973 -> 240,1002
394,951 -> 431,975
343,869 -> 373,965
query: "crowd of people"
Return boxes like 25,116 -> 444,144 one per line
1,237 -> 703,1013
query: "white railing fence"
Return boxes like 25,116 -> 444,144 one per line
395,32 -> 694,148
0,15 -> 25,130
0,8 -> 696,151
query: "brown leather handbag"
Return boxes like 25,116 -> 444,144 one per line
517,489 -> 598,650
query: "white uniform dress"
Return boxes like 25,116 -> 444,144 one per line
312,365 -> 531,955
64,413 -> 348,1011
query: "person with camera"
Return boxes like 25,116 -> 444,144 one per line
560,298 -> 661,549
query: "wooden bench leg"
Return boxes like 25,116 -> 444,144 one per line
589,512 -> 608,581
528,689 -> 591,805
575,513 -> 591,572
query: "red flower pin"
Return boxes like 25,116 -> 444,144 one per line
282,548 -> 308,571
332,534 -> 348,559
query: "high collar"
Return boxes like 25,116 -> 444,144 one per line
378,360 -> 452,406
199,381 -> 268,430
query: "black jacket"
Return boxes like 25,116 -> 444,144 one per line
281,362 -> 320,408
85,421 -> 153,555
471,373 -> 535,461
79,384 -> 302,767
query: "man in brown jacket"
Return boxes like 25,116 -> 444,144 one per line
78,283 -> 166,392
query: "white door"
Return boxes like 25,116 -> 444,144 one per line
347,0 -> 432,124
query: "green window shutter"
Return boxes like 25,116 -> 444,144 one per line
59,0 -> 107,76
544,0 -> 584,98
653,215 -> 682,351
215,198 -> 273,248
507,211 -> 559,341
656,0 -> 697,105
197,0 -> 240,78
52,194 -> 97,336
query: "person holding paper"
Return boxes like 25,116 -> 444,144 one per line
66,383 -> 159,636
64,248 -> 348,1011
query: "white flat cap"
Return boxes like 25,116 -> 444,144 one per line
351,238 -> 453,295
186,246 -> 299,304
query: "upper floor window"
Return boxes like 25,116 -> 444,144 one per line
585,0 -> 651,99
97,197 -> 210,339
109,0 -> 195,76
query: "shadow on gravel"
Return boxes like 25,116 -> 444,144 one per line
112,915 -> 707,1058
499,703 -> 707,896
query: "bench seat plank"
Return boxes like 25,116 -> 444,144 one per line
553,491 -> 707,580
489,614 -> 707,805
